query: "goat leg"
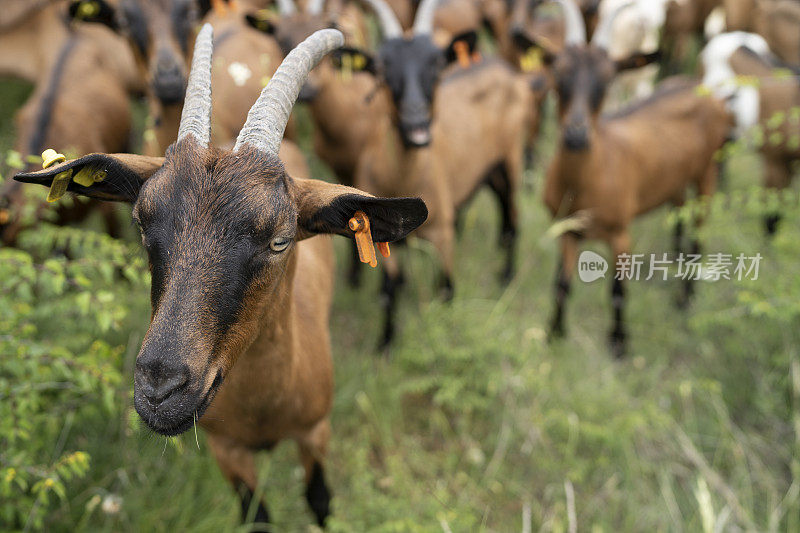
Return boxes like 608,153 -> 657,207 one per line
610,276 -> 627,359
488,163 -> 518,283
549,233 -> 578,341
299,420 -> 332,527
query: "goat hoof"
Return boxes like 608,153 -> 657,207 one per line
348,268 -> 362,288
378,329 -> 394,353
439,285 -> 454,302
764,214 -> 781,236
499,265 -> 514,284
439,276 -> 454,302
609,333 -> 627,359
547,324 -> 565,343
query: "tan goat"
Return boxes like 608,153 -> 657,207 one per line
702,32 -> 800,234
15,28 -> 427,529
348,0 -> 529,345
1,24 -> 132,245
535,0 -> 730,357
754,0 -> 800,66
0,0 -> 140,91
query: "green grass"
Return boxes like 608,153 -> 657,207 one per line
2,78 -> 800,532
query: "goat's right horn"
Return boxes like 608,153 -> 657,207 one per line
555,0 -> 587,46
234,29 -> 344,155
412,0 -> 439,35
307,0 -> 326,15
177,23 -> 214,147
591,1 -> 634,51
361,0 -> 403,39
276,0 -> 297,16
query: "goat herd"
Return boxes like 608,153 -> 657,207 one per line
1,0 -> 799,528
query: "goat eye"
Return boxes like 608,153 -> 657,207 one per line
269,237 -> 292,253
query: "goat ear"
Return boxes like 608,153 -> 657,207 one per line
331,47 -> 377,75
14,153 -> 164,203
68,0 -> 119,30
291,178 -> 428,242
615,51 -> 661,72
512,32 -> 558,67
245,11 -> 278,34
445,31 -> 478,64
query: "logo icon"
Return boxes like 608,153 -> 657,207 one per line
578,250 -> 608,282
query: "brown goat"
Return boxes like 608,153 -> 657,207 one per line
14,28 -> 427,529
724,0 -> 757,32
662,0 -> 722,73
534,0 -> 730,357
508,0 -> 567,165
0,1 -> 141,91
702,33 -> 800,233
1,24 -> 133,245
246,0 -> 380,284
203,6 -> 287,145
754,0 -> 800,66
68,0 -> 207,154
349,0 -> 530,345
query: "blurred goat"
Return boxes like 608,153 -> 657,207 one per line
349,0 -> 530,345
702,32 -> 800,234
0,0 -> 140,90
533,0 -> 730,357
1,24 -> 132,245
14,27 -> 427,529
68,0 -> 205,154
661,0 -> 722,74
753,0 -> 800,66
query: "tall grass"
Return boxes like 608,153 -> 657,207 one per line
1,79 -> 799,531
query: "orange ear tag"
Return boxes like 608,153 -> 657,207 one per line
453,41 -> 471,68
211,0 -> 228,16
348,211 -> 390,268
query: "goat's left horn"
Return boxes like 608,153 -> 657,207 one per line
177,23 -> 214,147
276,0 -> 297,16
555,0 -> 587,46
412,0 -> 439,35
591,1 -> 634,51
307,0 -> 326,15
234,29 -> 344,155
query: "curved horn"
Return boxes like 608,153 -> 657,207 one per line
307,0 -> 326,15
412,0 -> 439,35
555,0 -> 586,46
234,29 -> 344,155
276,0 -> 297,16
177,23 -> 214,147
591,1 -> 634,50
361,0 -> 403,39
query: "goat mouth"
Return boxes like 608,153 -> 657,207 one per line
146,370 -> 224,437
404,126 -> 432,147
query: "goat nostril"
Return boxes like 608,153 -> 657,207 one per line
143,373 -> 189,407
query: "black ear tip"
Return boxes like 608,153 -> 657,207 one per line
14,171 -> 43,184
406,197 -> 428,228
389,196 -> 427,240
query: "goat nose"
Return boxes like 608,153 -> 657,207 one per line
137,363 -> 189,406
563,123 -> 590,151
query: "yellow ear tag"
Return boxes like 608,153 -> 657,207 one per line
353,54 -> 366,71
348,211 -> 390,268
521,47 -> 543,73
76,0 -> 100,19
42,149 -> 70,202
46,171 -> 72,202
341,53 -> 353,82
72,167 -> 106,187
